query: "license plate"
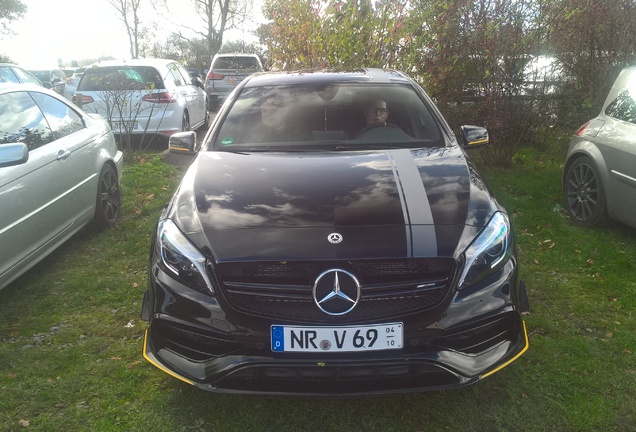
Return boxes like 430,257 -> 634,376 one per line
111,121 -> 136,132
271,323 -> 403,352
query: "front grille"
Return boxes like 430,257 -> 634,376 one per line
215,362 -> 462,394
216,258 -> 456,322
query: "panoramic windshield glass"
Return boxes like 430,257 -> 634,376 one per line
214,83 -> 442,150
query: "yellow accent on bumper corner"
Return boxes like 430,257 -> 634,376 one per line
143,330 -> 195,386
480,320 -> 529,379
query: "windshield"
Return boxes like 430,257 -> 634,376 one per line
214,83 -> 442,151
213,56 -> 261,70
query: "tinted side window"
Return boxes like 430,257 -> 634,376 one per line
0,66 -> 19,83
605,89 -> 636,124
0,91 -> 54,150
30,92 -> 84,139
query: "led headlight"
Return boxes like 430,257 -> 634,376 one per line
158,219 -> 214,294
458,212 -> 512,289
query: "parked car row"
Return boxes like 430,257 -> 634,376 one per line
3,55 -> 266,141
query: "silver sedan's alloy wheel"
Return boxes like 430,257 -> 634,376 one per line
564,156 -> 607,226
93,164 -> 121,231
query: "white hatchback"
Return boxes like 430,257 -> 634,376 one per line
74,59 -> 208,138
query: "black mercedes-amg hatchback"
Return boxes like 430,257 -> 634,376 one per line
141,69 -> 529,396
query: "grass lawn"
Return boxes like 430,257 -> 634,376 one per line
1,150 -> 635,432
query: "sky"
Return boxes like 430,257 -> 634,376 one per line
0,0 -> 263,68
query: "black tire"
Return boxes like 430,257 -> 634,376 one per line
92,164 -> 121,231
564,156 -> 608,226
182,111 -> 190,132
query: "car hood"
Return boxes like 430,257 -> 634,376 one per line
168,146 -> 499,261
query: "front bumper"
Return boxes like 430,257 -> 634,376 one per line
141,258 -> 529,396
143,320 -> 528,396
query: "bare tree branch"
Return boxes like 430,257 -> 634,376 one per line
108,0 -> 143,58
151,0 -> 251,59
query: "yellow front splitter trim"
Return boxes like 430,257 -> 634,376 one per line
480,320 -> 529,379
143,330 -> 195,386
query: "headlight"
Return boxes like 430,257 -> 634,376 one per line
458,212 -> 512,289
157,219 -> 214,294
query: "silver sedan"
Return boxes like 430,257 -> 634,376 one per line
0,84 -> 123,291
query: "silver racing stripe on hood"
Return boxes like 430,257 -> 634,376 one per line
388,149 -> 438,257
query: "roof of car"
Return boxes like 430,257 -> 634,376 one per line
242,68 -> 413,88
86,58 -> 180,69
213,53 -> 260,58
0,82 -> 60,95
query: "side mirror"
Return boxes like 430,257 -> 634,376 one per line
460,125 -> 489,149
169,131 -> 197,154
0,143 -> 29,168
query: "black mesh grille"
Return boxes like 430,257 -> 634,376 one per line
215,362 -> 461,394
216,258 -> 456,322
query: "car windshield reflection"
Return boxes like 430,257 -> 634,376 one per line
214,83 -> 443,151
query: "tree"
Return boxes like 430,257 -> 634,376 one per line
0,0 -> 27,36
260,0 -> 411,70
547,0 -> 636,124
261,0 -> 325,69
108,0 -> 144,58
147,33 -> 210,72
152,0 -> 251,61
405,0 -> 548,167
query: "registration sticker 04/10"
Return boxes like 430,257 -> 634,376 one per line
271,323 -> 403,353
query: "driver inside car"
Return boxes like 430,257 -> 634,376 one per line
364,99 -> 389,126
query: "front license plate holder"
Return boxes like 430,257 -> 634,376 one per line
271,323 -> 403,353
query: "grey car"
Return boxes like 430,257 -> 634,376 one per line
0,84 -> 123,291
204,53 -> 263,110
27,67 -> 68,96
563,65 -> 636,229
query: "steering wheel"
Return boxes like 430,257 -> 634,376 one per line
356,122 -> 403,138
